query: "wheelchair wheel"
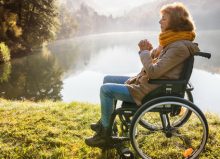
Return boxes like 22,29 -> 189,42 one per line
139,90 -> 193,131
111,115 -> 130,137
130,96 -> 208,159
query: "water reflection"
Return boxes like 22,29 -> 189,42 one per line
0,49 -> 63,101
0,31 -> 219,114
49,31 -> 220,75
48,32 -> 154,76
191,69 -> 220,114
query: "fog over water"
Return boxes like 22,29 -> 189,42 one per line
0,31 -> 219,114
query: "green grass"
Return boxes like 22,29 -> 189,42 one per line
0,98 -> 220,158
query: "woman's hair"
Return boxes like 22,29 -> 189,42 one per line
160,2 -> 195,31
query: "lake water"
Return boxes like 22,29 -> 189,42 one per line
0,31 -> 220,114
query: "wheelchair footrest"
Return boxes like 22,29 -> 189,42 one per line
100,136 -> 130,150
110,136 -> 130,144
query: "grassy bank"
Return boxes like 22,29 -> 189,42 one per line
0,99 -> 220,158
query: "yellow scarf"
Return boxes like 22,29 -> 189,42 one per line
159,30 -> 196,47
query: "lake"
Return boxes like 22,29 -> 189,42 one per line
0,31 -> 220,114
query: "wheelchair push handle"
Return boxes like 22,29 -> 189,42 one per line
194,52 -> 211,59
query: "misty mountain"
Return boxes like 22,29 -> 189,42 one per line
58,0 -> 220,37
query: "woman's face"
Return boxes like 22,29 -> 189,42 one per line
159,13 -> 170,32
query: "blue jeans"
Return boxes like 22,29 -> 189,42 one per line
100,75 -> 135,128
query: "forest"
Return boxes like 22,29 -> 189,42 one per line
0,0 -> 116,63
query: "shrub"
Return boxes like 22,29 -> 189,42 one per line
0,42 -> 11,63
0,62 -> 11,83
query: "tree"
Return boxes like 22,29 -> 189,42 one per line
0,0 -> 60,57
56,4 -> 78,39
18,0 -> 59,47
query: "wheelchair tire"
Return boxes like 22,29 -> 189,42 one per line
139,90 -> 193,131
130,96 -> 208,159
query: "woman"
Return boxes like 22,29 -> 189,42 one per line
85,2 -> 200,147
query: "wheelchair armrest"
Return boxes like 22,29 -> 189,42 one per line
148,79 -> 187,85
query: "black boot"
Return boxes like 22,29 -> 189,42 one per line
85,124 -> 109,147
90,119 -> 102,132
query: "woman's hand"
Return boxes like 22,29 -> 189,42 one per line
138,39 -> 153,52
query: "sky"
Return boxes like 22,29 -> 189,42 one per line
78,0 -> 155,17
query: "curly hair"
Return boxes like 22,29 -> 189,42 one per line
160,2 -> 195,31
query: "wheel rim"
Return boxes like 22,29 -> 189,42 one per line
139,91 -> 193,131
130,100 -> 208,159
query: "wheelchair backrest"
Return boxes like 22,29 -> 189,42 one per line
180,56 -> 194,85
180,51 -> 211,87
140,52 -> 211,104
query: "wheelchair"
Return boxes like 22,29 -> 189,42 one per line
102,52 -> 211,159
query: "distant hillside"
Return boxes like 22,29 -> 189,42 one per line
57,0 -> 220,37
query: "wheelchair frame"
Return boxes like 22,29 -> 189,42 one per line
102,52 -> 211,159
